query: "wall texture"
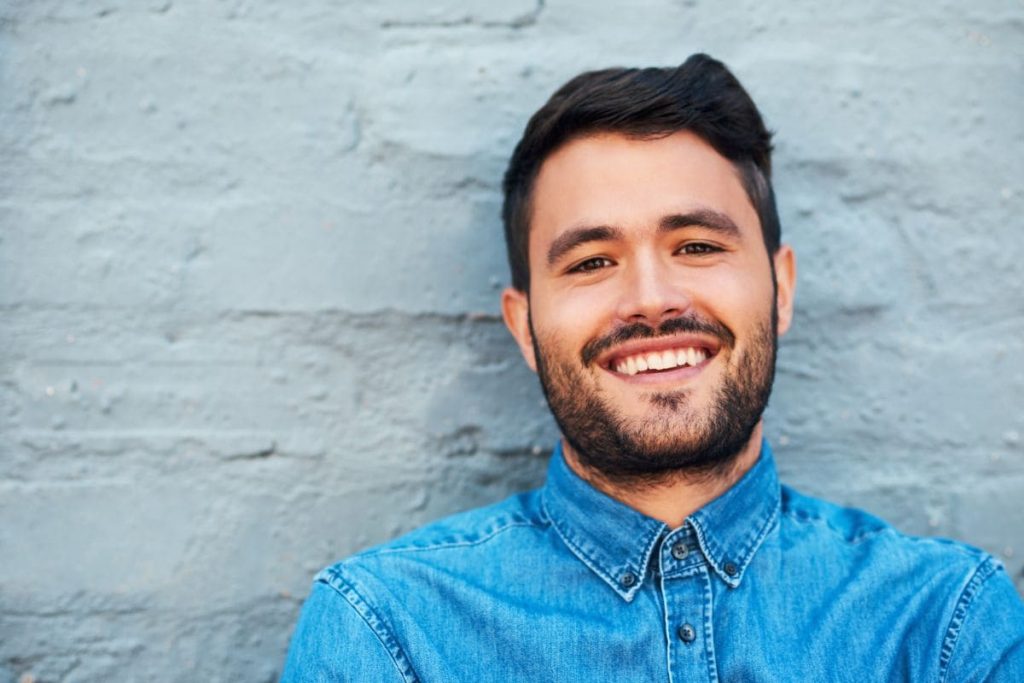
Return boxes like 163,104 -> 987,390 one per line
1,1 -> 1022,680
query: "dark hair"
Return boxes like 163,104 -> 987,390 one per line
501,53 -> 779,292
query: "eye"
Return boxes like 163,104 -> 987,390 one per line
677,242 -> 722,256
568,256 -> 614,273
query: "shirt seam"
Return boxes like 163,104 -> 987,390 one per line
781,507 -> 889,545
782,507 -> 994,564
318,567 -> 420,683
937,555 -> 1000,683
356,519 -> 544,559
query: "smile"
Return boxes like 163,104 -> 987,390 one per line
612,347 -> 709,376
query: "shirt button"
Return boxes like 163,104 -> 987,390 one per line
620,572 -> 637,587
723,562 -> 738,577
677,623 -> 697,643
671,542 -> 689,560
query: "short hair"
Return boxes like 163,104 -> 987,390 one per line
501,53 -> 779,292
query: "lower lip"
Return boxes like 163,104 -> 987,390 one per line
603,357 -> 713,385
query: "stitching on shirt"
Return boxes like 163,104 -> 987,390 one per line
636,524 -> 664,582
738,502 -> 779,573
783,501 -> 999,563
540,491 -> 620,589
688,494 -> 778,588
701,567 -> 720,683
658,569 -> 674,680
688,522 -> 721,575
540,488 -> 663,600
547,512 -> 621,589
318,567 -> 421,683
937,555 -> 999,683
359,518 -> 542,558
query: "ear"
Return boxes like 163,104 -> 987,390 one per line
501,287 -> 537,372
772,245 -> 797,337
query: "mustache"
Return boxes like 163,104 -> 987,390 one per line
580,315 -> 735,366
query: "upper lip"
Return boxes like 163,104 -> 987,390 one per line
596,334 -> 722,370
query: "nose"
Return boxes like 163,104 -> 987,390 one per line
614,253 -> 692,325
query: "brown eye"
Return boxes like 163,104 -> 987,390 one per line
570,257 -> 613,273
679,243 -> 720,255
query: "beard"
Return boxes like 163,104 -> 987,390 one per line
531,307 -> 777,487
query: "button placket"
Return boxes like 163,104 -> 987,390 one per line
660,552 -> 717,680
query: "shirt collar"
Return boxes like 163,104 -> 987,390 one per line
688,439 -> 780,588
540,439 -> 780,600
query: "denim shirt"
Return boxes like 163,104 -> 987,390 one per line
281,441 -> 1024,682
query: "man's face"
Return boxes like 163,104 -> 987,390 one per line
502,131 -> 795,483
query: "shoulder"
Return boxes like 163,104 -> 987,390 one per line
940,552 -> 1024,681
780,484 -> 987,568
318,488 -> 549,593
776,484 -> 999,612
779,484 -> 890,542
777,485 -> 1001,595
778,485 -> 1024,677
360,488 -> 546,556
288,490 -> 551,680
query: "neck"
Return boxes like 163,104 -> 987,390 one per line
562,422 -> 765,529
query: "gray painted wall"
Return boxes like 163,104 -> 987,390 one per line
1,1 -> 1022,681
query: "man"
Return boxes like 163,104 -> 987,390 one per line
282,54 -> 1024,681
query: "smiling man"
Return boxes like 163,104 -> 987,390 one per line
504,129 -> 787,528
282,55 -> 1024,682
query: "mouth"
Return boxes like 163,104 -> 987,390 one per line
599,336 -> 721,378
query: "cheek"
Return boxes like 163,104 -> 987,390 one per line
532,286 -> 610,342
693,265 -> 775,332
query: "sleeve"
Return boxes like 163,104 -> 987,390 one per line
940,556 -> 1024,683
280,578 -> 413,683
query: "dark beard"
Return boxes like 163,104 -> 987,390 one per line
531,309 -> 777,487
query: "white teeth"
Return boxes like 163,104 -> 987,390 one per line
616,358 -> 641,376
613,347 -> 711,374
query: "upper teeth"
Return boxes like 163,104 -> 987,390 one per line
614,348 -> 708,375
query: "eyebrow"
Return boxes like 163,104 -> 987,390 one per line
545,208 -> 742,267
659,208 -> 741,237
546,225 -> 623,267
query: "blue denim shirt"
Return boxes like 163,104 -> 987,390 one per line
282,441 -> 1024,681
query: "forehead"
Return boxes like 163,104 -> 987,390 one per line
529,131 -> 760,248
